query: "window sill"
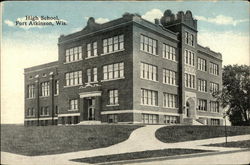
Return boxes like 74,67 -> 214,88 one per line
106,104 -> 119,107
26,116 -> 36,118
39,96 -> 50,98
185,87 -> 196,90
185,64 -> 195,68
85,55 -> 98,59
85,81 -> 98,85
140,50 -> 158,56
163,107 -> 178,109
101,77 -> 125,82
54,94 -> 59,97
63,59 -> 83,64
64,84 -> 83,88
26,97 -> 35,100
163,83 -> 178,87
163,58 -> 178,63
140,104 -> 159,107
140,78 -> 158,83
197,69 -> 207,73
100,49 -> 125,56
197,90 -> 208,93
197,110 -> 208,112
40,115 -> 50,117
68,109 -> 79,112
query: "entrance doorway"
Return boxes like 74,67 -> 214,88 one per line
186,102 -> 190,117
87,98 -> 95,120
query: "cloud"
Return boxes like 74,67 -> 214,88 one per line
5,16 -> 67,30
198,31 -> 249,65
4,20 -> 15,27
95,17 -> 109,24
195,15 -> 248,26
142,9 -> 163,22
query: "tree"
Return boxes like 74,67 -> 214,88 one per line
214,65 -> 250,126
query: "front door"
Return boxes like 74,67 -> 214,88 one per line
87,98 -> 95,120
186,102 -> 190,117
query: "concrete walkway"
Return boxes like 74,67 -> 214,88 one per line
1,125 -> 250,165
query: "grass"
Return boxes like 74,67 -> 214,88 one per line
206,140 -> 250,148
156,125 -> 250,143
1,124 -> 141,156
72,148 -> 212,164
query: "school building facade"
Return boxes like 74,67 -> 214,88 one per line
24,10 -> 223,126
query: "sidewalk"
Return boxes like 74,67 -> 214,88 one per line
1,125 -> 250,165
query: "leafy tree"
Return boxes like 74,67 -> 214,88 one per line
214,65 -> 250,126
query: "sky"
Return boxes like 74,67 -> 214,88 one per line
1,1 -> 249,124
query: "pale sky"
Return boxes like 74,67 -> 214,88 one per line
1,1 -> 249,124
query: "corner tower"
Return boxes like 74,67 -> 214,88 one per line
161,10 -> 198,123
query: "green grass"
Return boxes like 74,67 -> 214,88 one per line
1,124 -> 142,156
206,140 -> 250,148
156,126 -> 250,143
72,148 -> 212,164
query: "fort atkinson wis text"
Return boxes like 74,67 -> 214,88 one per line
15,16 -> 67,27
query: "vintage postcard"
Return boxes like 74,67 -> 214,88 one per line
1,1 -> 249,165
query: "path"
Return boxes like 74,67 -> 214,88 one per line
1,125 -> 250,165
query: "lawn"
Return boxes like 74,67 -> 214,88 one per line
72,148 -> 212,164
206,140 -> 250,148
1,124 -> 142,156
156,125 -> 250,143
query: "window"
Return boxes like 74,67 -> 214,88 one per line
197,99 -> 207,111
87,68 -> 98,83
185,50 -> 195,66
162,44 -> 177,61
27,84 -> 35,98
142,114 -> 158,124
140,62 -> 158,81
40,107 -> 49,116
198,79 -> 207,92
54,80 -> 59,95
65,46 -> 82,62
210,62 -> 219,75
27,108 -> 35,117
87,69 -> 91,83
141,89 -> 158,106
65,71 -> 82,86
108,114 -> 118,123
103,35 -> 124,54
87,42 -> 98,58
163,93 -> 178,108
103,62 -> 124,80
185,31 -> 188,44
197,58 -> 206,71
185,73 -> 195,89
185,31 -> 195,46
210,82 -> 219,93
41,82 -> 49,96
211,119 -> 220,125
190,34 -> 194,46
164,115 -> 179,124
163,69 -> 177,85
140,35 -> 157,55
55,105 -> 58,115
69,99 -> 78,110
108,89 -> 118,105
210,101 -> 219,113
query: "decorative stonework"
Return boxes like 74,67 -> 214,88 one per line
160,9 -> 197,30
185,65 -> 196,75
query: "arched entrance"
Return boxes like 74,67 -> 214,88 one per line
186,102 -> 190,117
185,98 -> 195,118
